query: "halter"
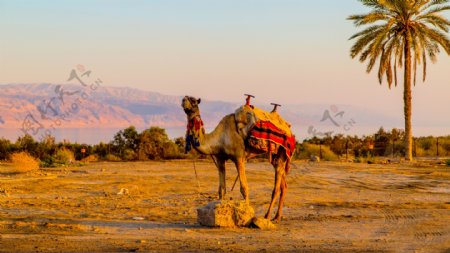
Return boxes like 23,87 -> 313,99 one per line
185,115 -> 204,153
184,98 -> 204,153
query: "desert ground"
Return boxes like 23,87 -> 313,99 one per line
0,160 -> 449,253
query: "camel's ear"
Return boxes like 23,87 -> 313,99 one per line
197,98 -> 201,104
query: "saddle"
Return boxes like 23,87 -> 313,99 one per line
235,105 -> 296,159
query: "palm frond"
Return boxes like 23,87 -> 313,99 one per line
349,0 -> 450,88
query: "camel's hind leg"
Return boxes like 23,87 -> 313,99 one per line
264,164 -> 285,220
273,173 -> 287,221
265,151 -> 288,221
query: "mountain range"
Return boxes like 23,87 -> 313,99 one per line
0,83 -> 403,144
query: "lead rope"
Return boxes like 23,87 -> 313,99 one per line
230,174 -> 239,192
193,157 -> 201,190
210,155 -> 240,192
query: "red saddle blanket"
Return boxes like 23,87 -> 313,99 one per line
248,120 -> 296,158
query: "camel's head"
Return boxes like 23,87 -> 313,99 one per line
182,96 -> 201,115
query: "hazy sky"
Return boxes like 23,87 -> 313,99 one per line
1,0 -> 450,134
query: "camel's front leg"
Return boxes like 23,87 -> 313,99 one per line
216,157 -> 226,200
235,159 -> 249,203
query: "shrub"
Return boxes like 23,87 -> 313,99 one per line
83,154 -> 99,163
40,156 -> 57,168
162,142 -> 185,159
9,152 -> 40,173
0,138 -> 13,160
54,148 -> 75,165
105,154 -> 121,162
446,159 -> 450,166
296,143 -> 338,161
122,149 -> 137,161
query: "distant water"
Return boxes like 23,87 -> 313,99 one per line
1,126 -> 448,145
0,127 -> 186,145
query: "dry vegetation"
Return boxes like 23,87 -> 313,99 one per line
0,160 -> 449,252
3,152 -> 40,174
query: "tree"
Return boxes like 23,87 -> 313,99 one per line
36,135 -> 57,162
138,127 -> 171,160
374,127 -> 390,156
92,142 -> 109,159
0,138 -> 13,160
122,126 -> 139,150
16,134 -> 38,156
348,0 -> 450,161
111,126 -> 139,158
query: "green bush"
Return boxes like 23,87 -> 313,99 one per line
54,148 -> 75,165
296,143 -> 338,161
40,156 -> 57,168
162,142 -> 185,159
105,154 -> 121,162
446,159 -> 450,166
122,149 -> 137,161
137,127 -> 184,160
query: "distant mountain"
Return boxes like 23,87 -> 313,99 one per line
0,83 -> 401,143
0,83 -> 240,129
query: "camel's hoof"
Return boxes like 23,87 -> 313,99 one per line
271,217 -> 282,223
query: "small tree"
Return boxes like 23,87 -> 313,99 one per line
0,138 -> 13,160
123,126 -> 139,150
111,126 -> 140,159
16,134 -> 38,157
137,127 -> 183,160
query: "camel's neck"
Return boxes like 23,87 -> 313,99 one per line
185,113 -> 222,155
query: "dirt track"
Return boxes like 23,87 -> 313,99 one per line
0,160 -> 449,252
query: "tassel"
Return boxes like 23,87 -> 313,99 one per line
185,134 -> 192,153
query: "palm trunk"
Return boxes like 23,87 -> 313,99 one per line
404,36 -> 413,161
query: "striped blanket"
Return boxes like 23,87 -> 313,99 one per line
235,106 -> 296,159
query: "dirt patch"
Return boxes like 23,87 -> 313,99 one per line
0,161 -> 449,252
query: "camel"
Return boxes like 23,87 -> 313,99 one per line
181,96 -> 292,221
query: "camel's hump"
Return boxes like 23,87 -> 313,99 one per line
234,105 -> 293,137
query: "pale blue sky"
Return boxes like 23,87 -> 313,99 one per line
1,0 -> 450,135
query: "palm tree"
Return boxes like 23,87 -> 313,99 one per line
348,0 -> 450,161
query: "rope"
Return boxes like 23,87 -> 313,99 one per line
192,158 -> 201,190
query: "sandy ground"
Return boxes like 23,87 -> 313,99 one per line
0,160 -> 449,253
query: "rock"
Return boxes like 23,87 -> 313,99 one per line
197,200 -> 255,227
117,188 -> 129,195
310,155 -> 320,162
250,217 -> 276,230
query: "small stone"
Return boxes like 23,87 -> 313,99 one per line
117,188 -> 129,195
250,217 -> 276,230
310,155 -> 320,162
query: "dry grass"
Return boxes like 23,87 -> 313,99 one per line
54,148 -> 75,164
0,161 -> 449,252
82,154 -> 99,163
8,152 -> 40,173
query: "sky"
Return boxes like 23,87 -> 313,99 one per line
1,0 -> 450,135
